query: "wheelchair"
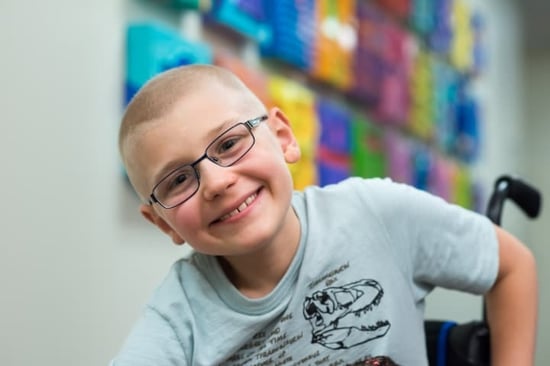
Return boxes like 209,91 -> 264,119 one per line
424,175 -> 542,366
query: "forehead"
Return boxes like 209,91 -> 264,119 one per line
146,81 -> 260,144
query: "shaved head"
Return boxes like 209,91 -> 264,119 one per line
120,64 -> 263,156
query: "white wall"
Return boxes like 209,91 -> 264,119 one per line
0,2 -> 183,365
0,1 -> 544,365
523,50 -> 550,364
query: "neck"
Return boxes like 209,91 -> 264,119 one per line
218,208 -> 301,299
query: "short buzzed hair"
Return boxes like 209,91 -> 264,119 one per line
119,64 -> 261,157
119,64 -> 265,198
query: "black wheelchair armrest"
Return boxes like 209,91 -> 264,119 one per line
425,320 -> 490,366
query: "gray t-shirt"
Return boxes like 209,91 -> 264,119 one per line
111,177 -> 498,366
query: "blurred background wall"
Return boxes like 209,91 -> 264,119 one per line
0,0 -> 547,365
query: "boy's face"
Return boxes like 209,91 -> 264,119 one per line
128,82 -> 301,256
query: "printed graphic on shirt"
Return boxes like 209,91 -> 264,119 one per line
303,279 -> 391,350
224,264 -> 393,366
223,313 -> 303,365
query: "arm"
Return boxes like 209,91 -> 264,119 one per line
486,225 -> 538,365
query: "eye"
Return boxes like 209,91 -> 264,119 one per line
170,173 -> 188,187
218,137 -> 240,153
214,133 -> 247,156
165,167 -> 194,191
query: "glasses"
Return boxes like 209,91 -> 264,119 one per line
149,115 -> 268,209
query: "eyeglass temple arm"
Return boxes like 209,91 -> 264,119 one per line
245,115 -> 268,129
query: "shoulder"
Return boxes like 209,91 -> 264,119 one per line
291,177 -> 404,228
294,177 -> 416,209
294,176 -> 481,229
145,255 -> 201,312
298,177 -> 396,198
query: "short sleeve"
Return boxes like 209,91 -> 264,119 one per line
354,178 -> 499,300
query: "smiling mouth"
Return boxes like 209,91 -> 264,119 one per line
217,192 -> 258,223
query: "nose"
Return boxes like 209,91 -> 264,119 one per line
197,160 -> 237,201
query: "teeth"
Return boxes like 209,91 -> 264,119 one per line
245,194 -> 255,205
237,201 -> 247,212
219,193 -> 257,222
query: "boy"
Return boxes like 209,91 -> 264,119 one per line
113,64 -> 537,365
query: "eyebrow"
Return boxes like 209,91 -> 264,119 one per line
149,116 -> 245,188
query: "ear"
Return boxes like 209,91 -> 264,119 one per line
267,107 -> 301,164
140,204 -> 186,245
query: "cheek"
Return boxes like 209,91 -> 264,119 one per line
255,143 -> 293,174
255,149 -> 294,187
170,204 -> 202,236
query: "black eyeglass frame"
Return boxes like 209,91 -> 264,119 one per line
148,114 -> 268,209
